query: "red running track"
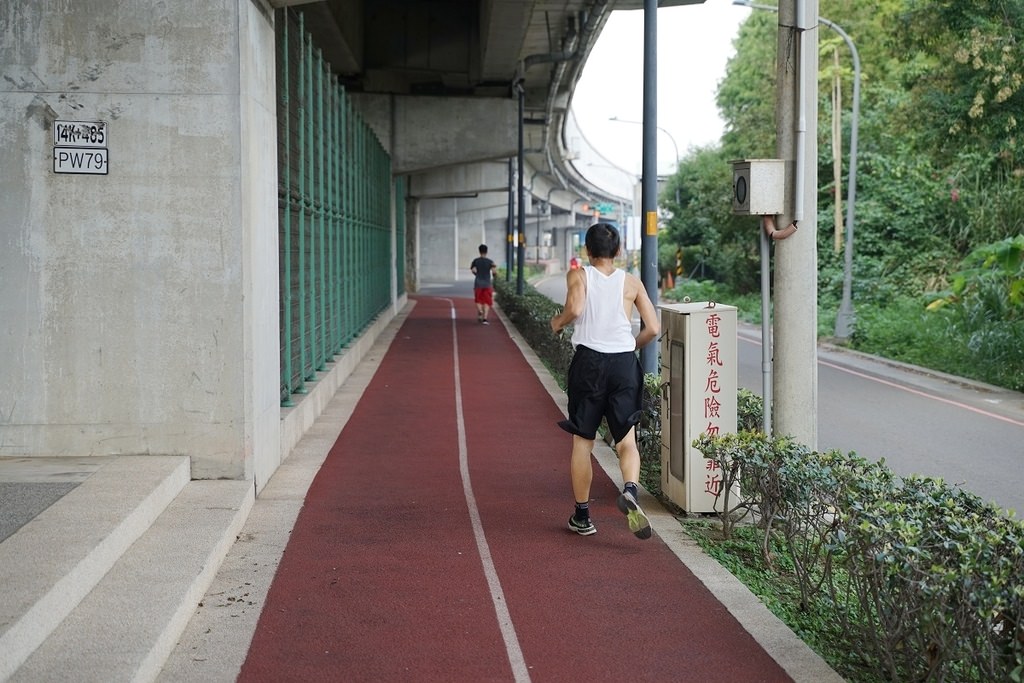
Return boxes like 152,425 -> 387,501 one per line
238,295 -> 791,682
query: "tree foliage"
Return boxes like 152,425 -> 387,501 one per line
895,0 -> 1024,168
659,0 -> 1024,388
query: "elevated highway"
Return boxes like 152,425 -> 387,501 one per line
285,0 -> 703,281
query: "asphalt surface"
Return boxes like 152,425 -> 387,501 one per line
738,327 -> 1024,515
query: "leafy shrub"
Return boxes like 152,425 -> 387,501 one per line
841,475 -> 1024,682
694,432 -> 1024,683
921,236 -> 1024,390
494,275 -> 574,383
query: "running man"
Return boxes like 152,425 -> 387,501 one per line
549,223 -> 661,539
471,244 -> 497,324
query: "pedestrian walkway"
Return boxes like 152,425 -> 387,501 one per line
161,285 -> 842,682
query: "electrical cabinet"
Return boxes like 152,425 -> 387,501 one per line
731,159 -> 785,215
659,302 -> 738,513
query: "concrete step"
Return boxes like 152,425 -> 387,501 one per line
0,456 -> 191,681
9,477 -> 254,683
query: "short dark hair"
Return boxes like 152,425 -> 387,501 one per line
584,223 -> 621,259
478,244 -> 488,254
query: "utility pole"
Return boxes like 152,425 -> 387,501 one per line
516,80 -> 526,295
506,158 -> 514,281
639,0 -> 659,375
773,0 -> 819,448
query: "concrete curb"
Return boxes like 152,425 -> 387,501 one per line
0,456 -> 190,681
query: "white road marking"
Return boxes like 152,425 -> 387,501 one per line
440,298 -> 532,683
738,333 -> 1024,428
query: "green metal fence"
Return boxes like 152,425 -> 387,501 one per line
276,9 -> 398,406
395,175 -> 406,295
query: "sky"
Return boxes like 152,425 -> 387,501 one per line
570,0 -> 750,184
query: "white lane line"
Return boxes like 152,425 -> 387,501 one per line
817,358 -> 1024,428
442,298 -> 532,683
738,334 -> 1024,428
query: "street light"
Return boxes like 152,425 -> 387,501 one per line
608,116 -> 680,170
733,0 -> 860,340
580,162 -> 638,201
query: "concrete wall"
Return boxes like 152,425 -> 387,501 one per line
482,217 -> 510,271
456,195 -> 511,275
410,161 -> 512,282
0,0 -> 280,481
417,192 -> 513,283
238,0 -> 282,490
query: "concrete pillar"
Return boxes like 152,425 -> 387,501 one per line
405,198 -> 421,292
483,217 -> 508,271
409,161 -> 515,283
419,198 -> 459,282
0,0 -> 281,482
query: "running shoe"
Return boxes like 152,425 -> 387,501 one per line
617,491 -> 652,539
567,515 -> 596,536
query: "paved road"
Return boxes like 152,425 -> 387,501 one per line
737,327 -> 1024,516
534,275 -> 1024,516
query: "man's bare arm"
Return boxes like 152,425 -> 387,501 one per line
551,269 -> 585,333
632,277 -> 660,350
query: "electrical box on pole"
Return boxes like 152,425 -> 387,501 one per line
659,302 -> 738,513
730,159 -> 785,216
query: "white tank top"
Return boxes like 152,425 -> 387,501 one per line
571,266 -> 635,353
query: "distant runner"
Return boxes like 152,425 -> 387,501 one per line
471,244 -> 497,324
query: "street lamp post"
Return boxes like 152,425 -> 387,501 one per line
820,16 -> 860,340
608,116 -> 680,171
733,0 -> 860,339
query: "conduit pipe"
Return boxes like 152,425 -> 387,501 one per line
792,0 -> 812,222
760,219 -> 773,437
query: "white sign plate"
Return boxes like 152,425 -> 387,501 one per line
53,147 -> 109,175
53,120 -> 107,148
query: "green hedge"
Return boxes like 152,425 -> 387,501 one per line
694,431 -> 1024,682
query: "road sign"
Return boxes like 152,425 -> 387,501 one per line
53,119 -> 109,175
53,120 -> 106,148
53,147 -> 109,175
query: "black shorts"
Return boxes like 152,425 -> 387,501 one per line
558,345 -> 643,443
